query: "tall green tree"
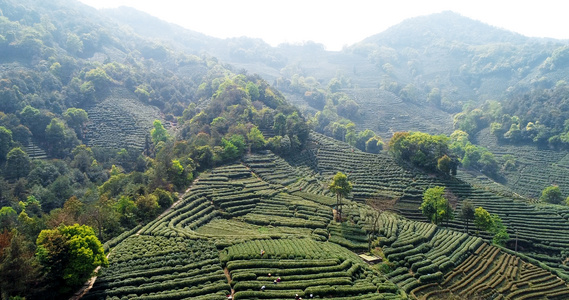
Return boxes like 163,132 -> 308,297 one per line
460,200 -> 475,234
63,108 -> 88,138
0,232 -> 42,299
85,67 -> 112,92
150,119 -> 170,146
45,118 -> 79,157
389,131 -> 450,171
36,224 -> 107,295
221,138 -> 239,161
329,172 -> 352,222
247,126 -> 266,151
355,129 -> 376,151
273,113 -> 286,136
5,147 -> 30,180
540,185 -> 563,204
490,214 -> 509,246
246,82 -> 260,101
420,186 -> 450,225
365,136 -> 384,154
0,126 -> 12,161
474,206 -> 493,232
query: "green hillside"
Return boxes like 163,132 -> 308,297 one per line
102,8 -> 569,199
2,1 -> 569,300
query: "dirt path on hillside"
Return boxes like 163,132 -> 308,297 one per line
224,267 -> 235,298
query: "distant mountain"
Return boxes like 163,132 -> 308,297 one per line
101,7 -> 288,71
101,6 -> 222,54
362,11 -> 530,47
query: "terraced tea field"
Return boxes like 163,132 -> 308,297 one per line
86,236 -> 229,300
412,243 -> 569,299
476,128 -> 569,199
84,87 -> 163,150
303,132 -> 569,279
345,88 -> 454,138
87,161 -> 405,299
89,132 -> 569,299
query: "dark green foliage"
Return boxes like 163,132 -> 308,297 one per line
0,126 -> 13,161
540,185 -> 564,204
329,172 -> 352,221
5,147 -> 30,180
460,200 -> 475,234
154,188 -> 174,209
150,120 -> 170,146
389,131 -> 451,172
63,108 -> 88,139
420,186 -> 452,225
0,232 -> 42,299
36,224 -> 107,296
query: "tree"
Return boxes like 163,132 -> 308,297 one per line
63,108 -> 88,138
437,154 -> 452,174
0,207 -> 17,230
355,129 -> 376,151
440,198 -> 455,226
19,105 -> 50,138
329,172 -> 352,222
365,136 -> 384,154
0,232 -> 42,299
474,207 -> 493,232
490,214 -> 509,246
11,124 -> 32,146
540,185 -> 563,204
273,113 -> 286,136
66,33 -> 83,54
168,159 -> 192,191
154,188 -> 174,209
45,118 -> 66,157
221,138 -> 239,161
420,186 -> 450,225
246,82 -> 260,101
228,134 -> 246,155
135,194 -> 159,222
85,67 -> 112,92
71,145 -> 94,173
247,126 -> 266,151
5,147 -> 30,180
389,131 -> 450,171
116,195 -> 136,228
344,123 -> 357,146
150,119 -> 170,146
36,224 -> 107,295
460,200 -> 475,234
87,195 -> 118,241
0,126 -> 12,161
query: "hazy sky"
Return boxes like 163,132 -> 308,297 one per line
78,0 -> 568,51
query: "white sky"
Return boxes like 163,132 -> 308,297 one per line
78,0 -> 568,51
